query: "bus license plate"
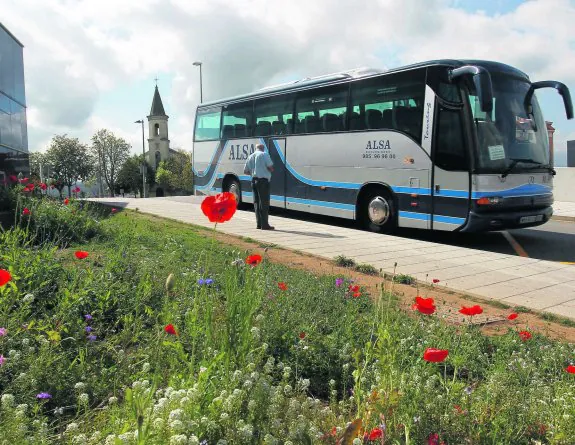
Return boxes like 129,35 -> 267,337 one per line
519,215 -> 543,224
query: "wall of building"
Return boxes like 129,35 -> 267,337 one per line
553,168 -> 575,202
0,22 -> 28,179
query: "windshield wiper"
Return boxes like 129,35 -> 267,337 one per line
501,158 -> 543,178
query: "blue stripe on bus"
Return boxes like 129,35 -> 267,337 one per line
399,211 -> 465,225
471,183 -> 552,199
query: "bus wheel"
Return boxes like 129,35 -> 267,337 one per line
360,190 -> 396,233
225,179 -> 242,207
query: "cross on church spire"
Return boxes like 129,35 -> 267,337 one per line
154,76 -> 159,86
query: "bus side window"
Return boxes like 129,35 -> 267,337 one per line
194,107 -> 222,142
295,85 -> 348,134
221,102 -> 254,139
254,95 -> 294,136
434,107 -> 468,171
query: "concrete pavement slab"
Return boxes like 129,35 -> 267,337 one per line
89,197 -> 575,319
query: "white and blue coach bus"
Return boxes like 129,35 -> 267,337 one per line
192,60 -> 572,233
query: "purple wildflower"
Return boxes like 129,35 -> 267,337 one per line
335,278 -> 344,287
36,392 -> 52,399
84,314 -> 92,321
87,335 -> 97,342
85,326 -> 93,333
0,327 -> 6,336
0,354 -> 5,366
205,278 -> 213,285
197,279 -> 205,285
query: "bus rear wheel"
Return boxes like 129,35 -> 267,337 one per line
225,179 -> 242,208
359,190 -> 396,233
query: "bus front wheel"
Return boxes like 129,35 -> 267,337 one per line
225,179 -> 242,208
359,190 -> 396,233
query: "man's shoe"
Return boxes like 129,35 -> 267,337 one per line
261,226 -> 275,231
257,226 -> 261,229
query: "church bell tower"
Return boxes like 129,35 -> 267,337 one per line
147,84 -> 170,169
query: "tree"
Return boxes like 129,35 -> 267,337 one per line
116,155 -> 155,197
45,135 -> 93,197
155,161 -> 173,191
29,152 -> 47,181
165,149 -> 194,193
91,129 -> 131,197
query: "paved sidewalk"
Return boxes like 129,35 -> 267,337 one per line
90,197 -> 575,319
553,201 -> 575,221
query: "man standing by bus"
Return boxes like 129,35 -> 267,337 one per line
244,143 -> 275,230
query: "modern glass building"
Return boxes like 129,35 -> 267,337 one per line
0,22 -> 28,182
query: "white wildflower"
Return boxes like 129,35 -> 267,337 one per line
256,314 -> 264,322
108,396 -> 118,405
283,384 -> 293,396
72,434 -> 88,445
169,409 -> 184,422
169,419 -> 184,432
1,394 -> 15,408
142,362 -> 151,373
21,338 -> 30,347
153,418 -> 164,429
169,434 -> 188,445
23,294 -> 34,303
189,435 -> 200,445
352,439 -> 362,445
78,393 -> 89,405
104,434 -> 117,445
65,423 -> 79,434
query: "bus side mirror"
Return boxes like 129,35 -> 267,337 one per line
525,81 -> 573,120
448,65 -> 493,113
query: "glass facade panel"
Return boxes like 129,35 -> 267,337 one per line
0,23 -> 29,180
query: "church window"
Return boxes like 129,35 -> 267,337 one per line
154,123 -> 160,136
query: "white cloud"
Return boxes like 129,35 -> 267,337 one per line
2,0 -> 573,155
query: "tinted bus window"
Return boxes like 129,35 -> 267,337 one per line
194,108 -> 221,141
254,94 -> 294,136
350,70 -> 425,142
294,84 -> 348,134
222,102 -> 254,139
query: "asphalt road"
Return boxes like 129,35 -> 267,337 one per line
264,206 -> 575,263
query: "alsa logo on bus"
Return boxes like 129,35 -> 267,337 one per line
229,144 -> 256,160
365,140 -> 391,150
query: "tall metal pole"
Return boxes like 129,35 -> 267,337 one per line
141,120 -> 146,198
135,119 -> 146,198
199,64 -> 203,103
193,61 -> 203,103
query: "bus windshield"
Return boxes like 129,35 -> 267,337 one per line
469,74 -> 549,173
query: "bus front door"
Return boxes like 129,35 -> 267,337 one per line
431,104 -> 471,231
266,137 -> 287,209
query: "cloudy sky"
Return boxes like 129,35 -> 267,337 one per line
3,0 -> 575,164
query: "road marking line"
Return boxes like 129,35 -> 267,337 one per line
561,262 -> 575,265
502,231 -> 529,258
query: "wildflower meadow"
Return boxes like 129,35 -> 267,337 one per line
2,180 -> 575,444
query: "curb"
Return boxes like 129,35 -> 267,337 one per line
551,215 -> 575,223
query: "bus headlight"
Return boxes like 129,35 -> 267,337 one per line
476,197 -> 502,205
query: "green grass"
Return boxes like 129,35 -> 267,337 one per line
333,255 -> 356,268
392,273 -> 415,285
2,196 -> 575,444
353,263 -> 379,276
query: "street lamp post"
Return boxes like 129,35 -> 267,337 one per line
193,61 -> 203,103
134,119 -> 146,198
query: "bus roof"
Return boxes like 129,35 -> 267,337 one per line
197,59 -> 530,109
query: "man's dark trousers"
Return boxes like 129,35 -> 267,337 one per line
252,177 -> 271,229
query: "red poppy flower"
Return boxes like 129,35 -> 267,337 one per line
164,324 -> 177,335
246,254 -> 262,266
9,175 -> 17,183
507,313 -> 518,320
111,208 -> 118,214
74,251 -> 89,259
427,433 -> 440,445
201,192 -> 237,223
39,182 -> 47,190
0,269 -> 11,286
423,348 -> 449,363
349,284 -> 360,293
459,305 -> 483,316
519,330 -> 532,341
353,291 -> 361,298
566,365 -> 575,374
368,427 -> 384,441
73,186 -> 81,193
23,185 -> 33,192
22,208 -> 30,216
278,282 -> 288,291
299,332 -> 306,339
432,279 -> 440,284
413,296 -> 436,315
19,177 -> 29,184
64,198 -> 70,205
